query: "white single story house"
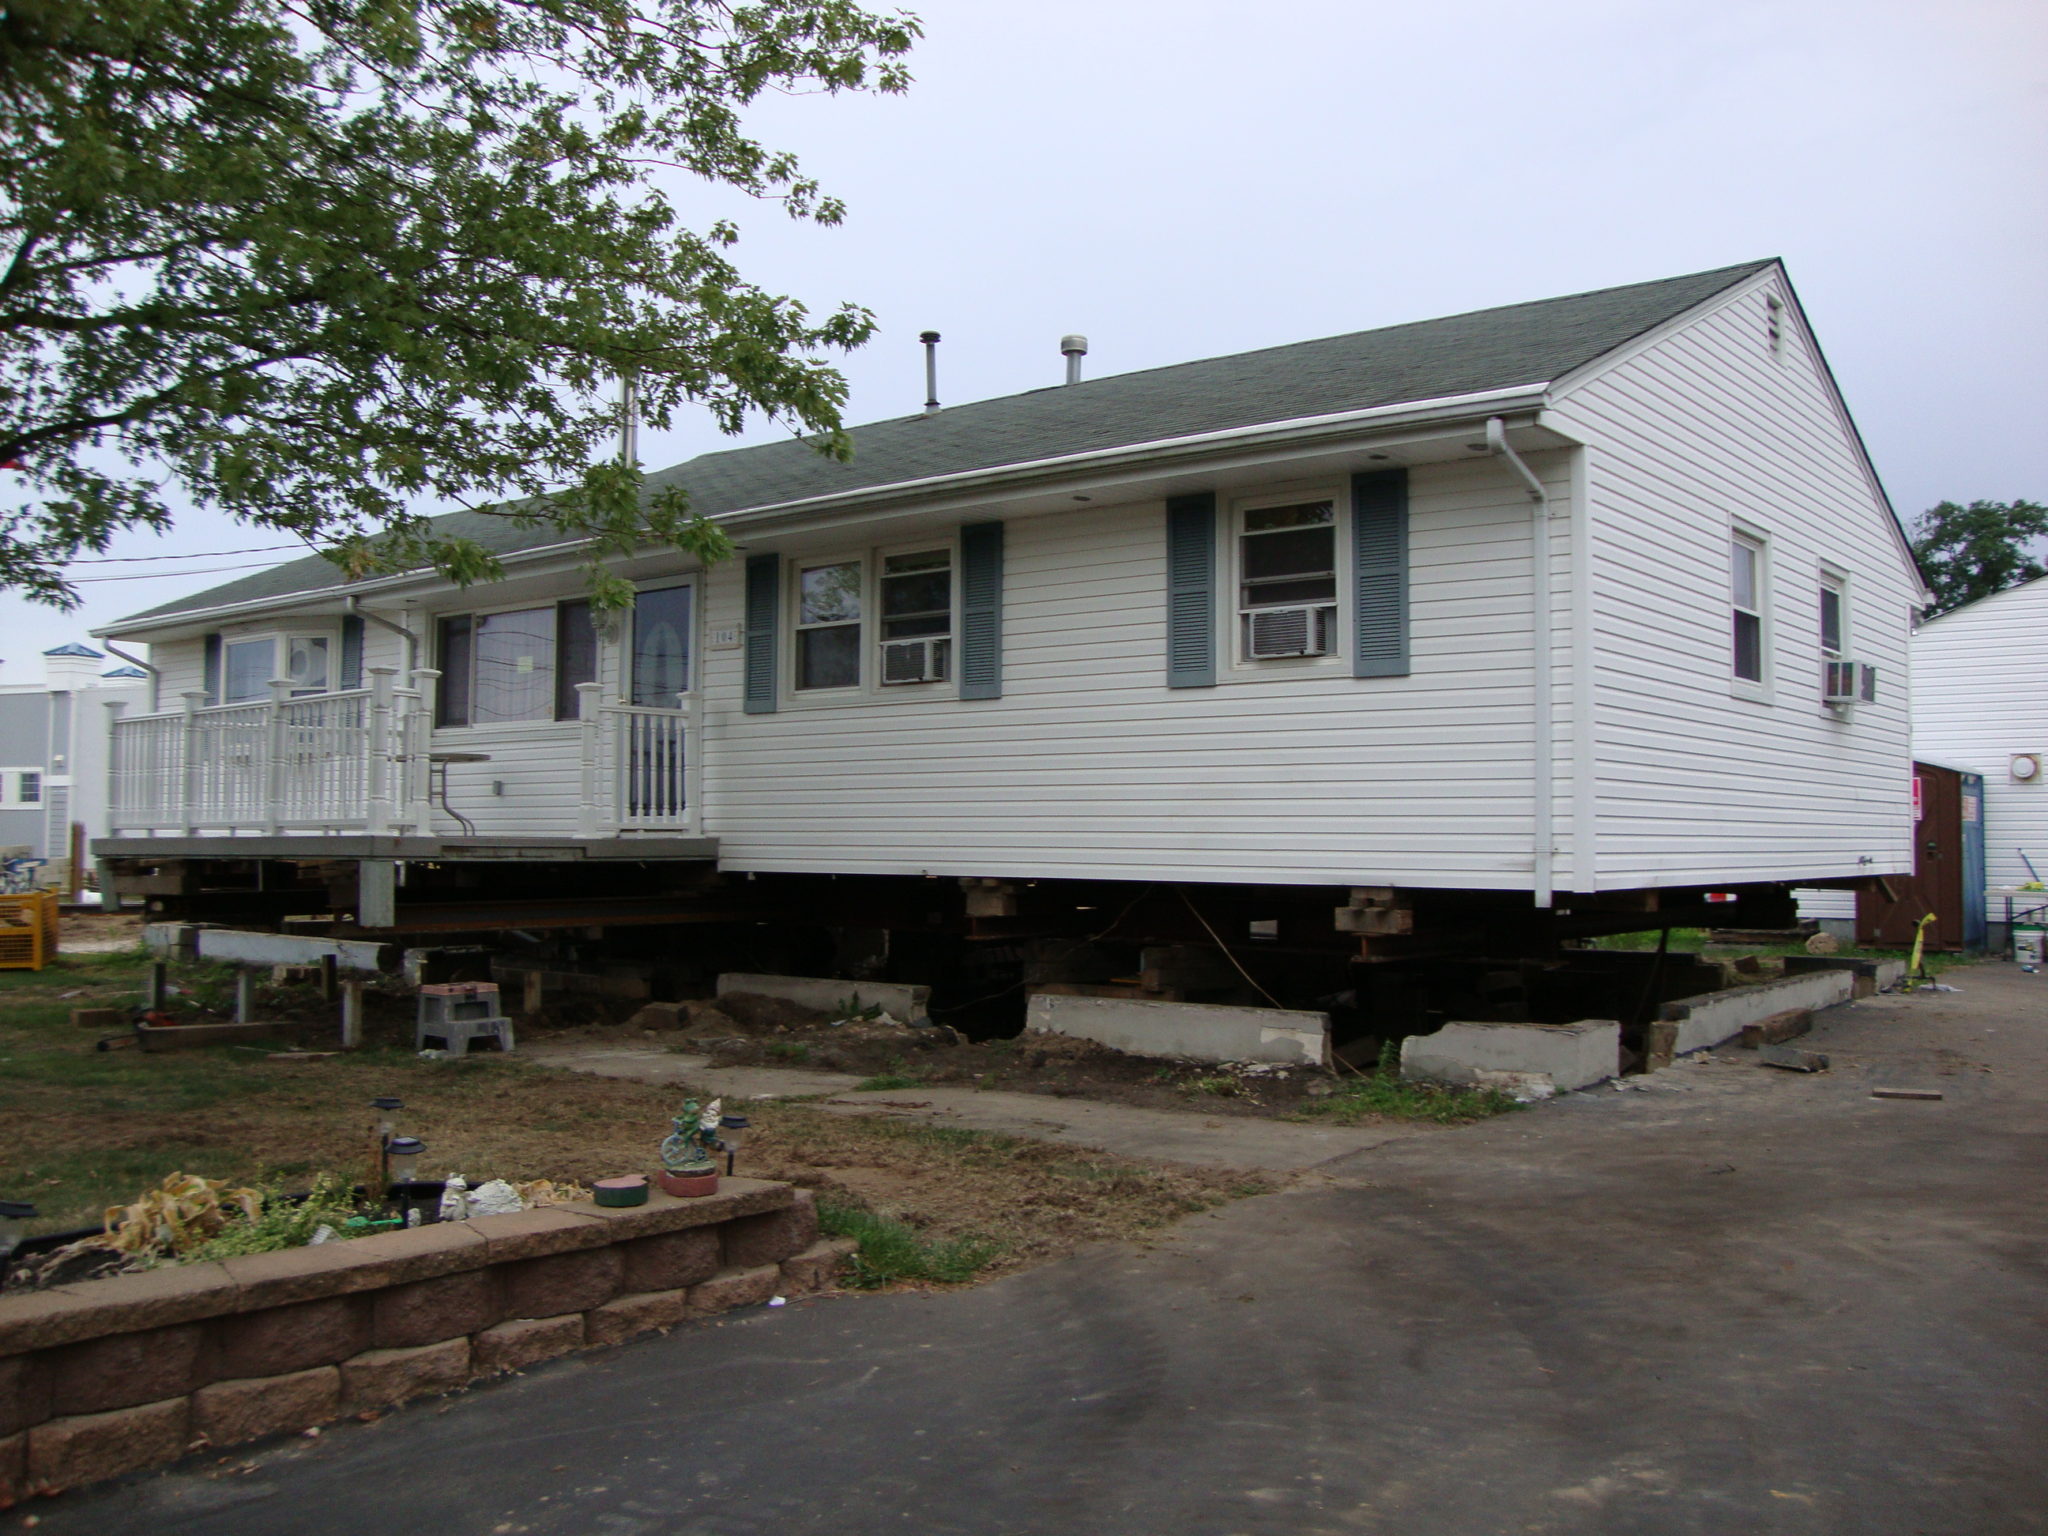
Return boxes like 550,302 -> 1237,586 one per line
90,260 -> 1922,1034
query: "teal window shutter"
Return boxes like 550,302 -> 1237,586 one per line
743,553 -> 780,714
1166,493 -> 1217,688
339,614 -> 364,691
201,633 -> 222,705
958,521 -> 1004,699
1351,469 -> 1409,678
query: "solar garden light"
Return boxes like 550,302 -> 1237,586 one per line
371,1096 -> 406,1188
384,1137 -> 426,1187
0,1201 -> 35,1264
718,1115 -> 749,1176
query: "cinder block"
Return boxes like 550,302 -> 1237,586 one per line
779,1238 -> 858,1297
48,1322 -> 211,1417
689,1265 -> 780,1316
500,1247 -> 623,1319
584,1289 -> 692,1347
1025,993 -> 1330,1067
213,1296 -> 370,1379
339,1339 -> 471,1410
619,1228 -> 721,1293
221,1221 -> 486,1308
26,1396 -> 189,1493
191,1368 -> 339,1449
372,1268 -> 503,1350
1401,1019 -> 1620,1093
722,1191 -> 821,1270
471,1315 -> 584,1375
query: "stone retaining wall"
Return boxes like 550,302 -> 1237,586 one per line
0,1178 -> 850,1504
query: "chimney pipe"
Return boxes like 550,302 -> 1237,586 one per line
1061,334 -> 1088,386
920,331 -> 941,414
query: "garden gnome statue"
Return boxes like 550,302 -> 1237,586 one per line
660,1098 -> 723,1176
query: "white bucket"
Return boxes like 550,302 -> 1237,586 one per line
2015,925 -> 2045,967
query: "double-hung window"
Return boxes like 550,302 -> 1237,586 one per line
1731,533 -> 1765,684
1239,497 -> 1338,659
0,770 -> 41,807
1819,576 -> 1845,662
217,633 -> 333,704
879,550 -> 953,684
436,601 -> 596,725
795,561 -> 863,691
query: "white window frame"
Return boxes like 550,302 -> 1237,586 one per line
1730,527 -> 1770,699
0,769 -> 42,808
784,539 -> 961,705
1228,484 -> 1348,674
218,628 -> 341,704
792,555 -> 867,694
1819,569 -> 1847,662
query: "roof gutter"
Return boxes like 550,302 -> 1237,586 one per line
98,381 -> 1553,638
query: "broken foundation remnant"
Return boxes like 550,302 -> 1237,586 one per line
1400,1019 -> 1621,1093
1024,994 -> 1331,1067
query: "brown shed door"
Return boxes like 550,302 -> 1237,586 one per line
1859,763 -> 1966,949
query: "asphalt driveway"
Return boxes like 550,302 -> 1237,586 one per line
41,962 -> 2047,1535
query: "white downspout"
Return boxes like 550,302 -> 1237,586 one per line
101,641 -> 161,714
347,596 -> 418,689
1488,417 -> 1554,908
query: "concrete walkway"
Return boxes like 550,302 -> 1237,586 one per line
46,963 -> 2048,1535
525,1041 -> 1412,1172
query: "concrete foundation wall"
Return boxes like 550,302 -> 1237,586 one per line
1024,993 -> 1330,1067
1660,970 -> 1856,1053
1401,1020 -> 1621,1092
716,973 -> 930,1022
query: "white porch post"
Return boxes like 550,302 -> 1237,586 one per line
366,666 -> 398,832
576,681 -> 605,839
263,679 -> 289,835
102,699 -> 127,835
407,668 -> 440,833
180,692 -> 206,835
683,689 -> 703,837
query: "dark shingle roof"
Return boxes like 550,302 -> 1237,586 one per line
119,260 -> 1771,626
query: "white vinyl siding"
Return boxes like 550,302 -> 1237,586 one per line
1544,277 -> 1916,891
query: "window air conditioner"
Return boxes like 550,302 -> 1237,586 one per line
1245,604 -> 1332,659
880,637 -> 948,684
1822,659 -> 1876,705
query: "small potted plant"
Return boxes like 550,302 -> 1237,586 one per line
657,1098 -> 723,1197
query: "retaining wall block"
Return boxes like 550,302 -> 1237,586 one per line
0,1262 -> 239,1355
721,1190 -> 821,1270
471,1314 -> 585,1375
191,1367 -> 340,1449
461,1207 -> 613,1265
371,1267 -> 504,1351
779,1237 -> 859,1297
619,1228 -> 721,1294
48,1321 -> 211,1418
689,1265 -> 780,1316
339,1339 -> 471,1411
501,1247 -> 623,1320
572,1180 -> 795,1241
26,1396 -> 189,1494
213,1295 -> 371,1379
0,1431 -> 24,1509
221,1222 -> 487,1310
0,1353 -> 50,1440
584,1289 -> 692,1347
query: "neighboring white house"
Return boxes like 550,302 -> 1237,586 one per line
0,645 -> 151,893
92,260 -> 1920,962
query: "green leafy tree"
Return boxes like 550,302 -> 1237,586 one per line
0,0 -> 918,610
1911,499 -> 2048,615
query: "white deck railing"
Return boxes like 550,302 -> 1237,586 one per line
106,671 -> 697,839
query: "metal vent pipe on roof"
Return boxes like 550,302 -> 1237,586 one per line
1061,334 -> 1088,386
921,331 -> 941,414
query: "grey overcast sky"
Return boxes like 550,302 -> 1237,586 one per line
4,0 -> 2043,678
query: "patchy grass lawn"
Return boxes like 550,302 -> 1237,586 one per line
0,952 -> 1263,1286
1289,1073 -> 1521,1126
